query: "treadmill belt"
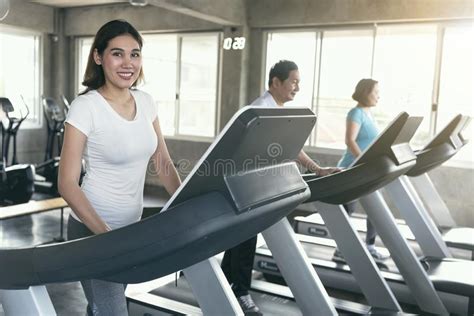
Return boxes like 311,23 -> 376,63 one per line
302,240 -> 399,273
150,277 -> 198,307
150,276 -> 302,315
259,237 -> 400,274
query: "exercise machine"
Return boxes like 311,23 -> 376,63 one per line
257,113 -> 473,314
0,97 -> 34,205
125,113 -> 414,316
127,106 -> 340,315
295,114 -> 473,259
34,97 -> 67,195
406,114 -> 473,258
0,106 -> 334,315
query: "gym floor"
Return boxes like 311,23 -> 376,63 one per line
0,206 -> 87,315
0,186 -> 169,316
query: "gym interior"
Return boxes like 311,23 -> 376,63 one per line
0,0 -> 473,315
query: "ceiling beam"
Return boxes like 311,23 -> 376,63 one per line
148,0 -> 245,26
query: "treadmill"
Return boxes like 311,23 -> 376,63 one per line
255,113 -> 474,315
0,106 -> 327,315
126,106 -> 344,316
295,114 -> 473,260
408,114 -> 473,257
126,107 -> 407,316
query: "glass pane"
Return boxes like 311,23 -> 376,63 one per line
0,31 -> 40,127
316,29 -> 373,148
77,37 -> 93,95
178,34 -> 218,137
265,32 -> 316,109
141,34 -> 178,136
437,25 -> 473,166
373,24 -> 437,148
265,32 -> 316,146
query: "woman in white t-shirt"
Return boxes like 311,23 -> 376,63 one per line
58,19 -> 181,315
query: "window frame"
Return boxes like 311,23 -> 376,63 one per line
0,24 -> 43,129
74,31 -> 222,142
74,36 -> 93,96
173,32 -> 221,140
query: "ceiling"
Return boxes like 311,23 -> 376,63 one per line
28,0 -> 245,25
29,0 -> 129,8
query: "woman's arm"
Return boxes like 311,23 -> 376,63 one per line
152,118 -> 181,196
345,119 -> 362,157
58,124 -> 111,234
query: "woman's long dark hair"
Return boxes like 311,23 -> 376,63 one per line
80,19 -> 144,95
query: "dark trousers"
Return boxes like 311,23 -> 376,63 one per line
343,201 -> 377,246
221,236 -> 258,297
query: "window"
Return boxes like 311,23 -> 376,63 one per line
265,32 -> 316,145
373,24 -> 437,147
176,34 -> 219,137
76,32 -> 220,138
265,32 -> 316,110
265,22 -> 473,167
141,34 -> 177,135
316,29 -> 373,148
437,25 -> 473,166
76,37 -> 93,94
0,26 -> 42,128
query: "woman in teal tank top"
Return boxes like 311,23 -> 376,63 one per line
338,106 -> 379,168
334,79 -> 390,263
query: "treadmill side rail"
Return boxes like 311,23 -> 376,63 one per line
184,257 -> 243,316
409,173 -> 457,229
385,176 -> 452,258
359,190 -> 449,315
313,201 -> 401,311
262,218 -> 337,316
0,286 -> 56,315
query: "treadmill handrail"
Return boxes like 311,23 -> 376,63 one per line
0,188 -> 310,289
424,114 -> 463,150
351,112 -> 411,167
304,113 -> 421,204
407,114 -> 471,176
305,156 -> 415,204
0,107 -> 316,289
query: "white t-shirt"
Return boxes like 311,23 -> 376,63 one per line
250,90 -> 279,107
66,89 -> 158,229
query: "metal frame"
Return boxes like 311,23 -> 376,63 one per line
358,190 -> 449,315
182,258 -> 243,315
0,286 -> 56,315
262,218 -> 337,315
409,173 -> 457,228
311,201 -> 401,311
385,176 -> 451,258
178,217 -> 339,315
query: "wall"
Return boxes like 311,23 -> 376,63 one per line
62,4 -> 219,36
0,0 -> 54,33
246,0 -> 474,27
